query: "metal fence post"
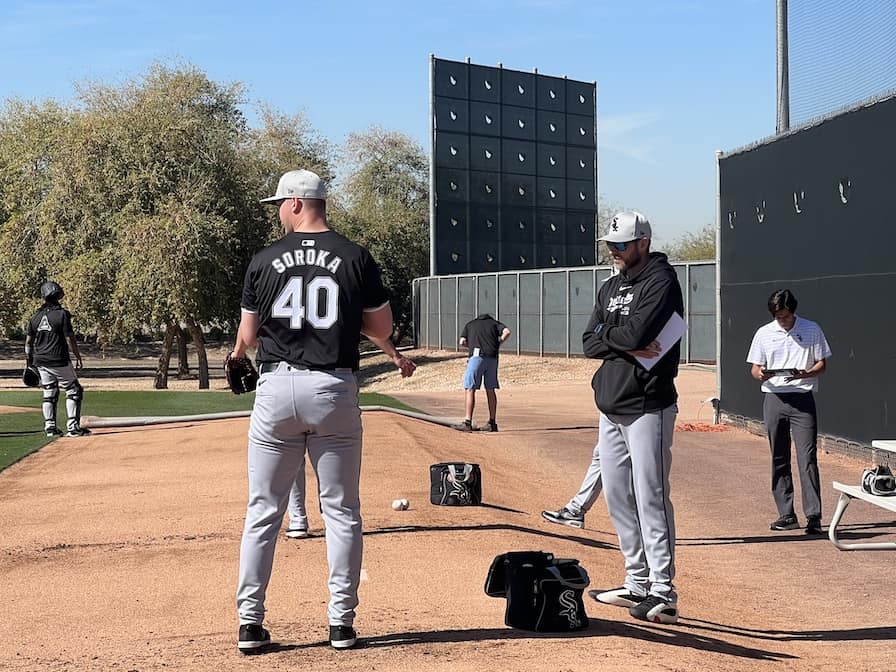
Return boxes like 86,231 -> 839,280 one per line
685,263 -> 692,363
428,55 -> 437,276
776,0 -> 790,134
539,270 -> 544,357
516,272 -> 521,355
474,275 -> 479,317
455,275 -> 459,352
565,269 -> 571,358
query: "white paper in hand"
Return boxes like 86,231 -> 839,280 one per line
635,312 -> 687,371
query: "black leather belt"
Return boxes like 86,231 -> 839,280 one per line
259,362 -> 352,374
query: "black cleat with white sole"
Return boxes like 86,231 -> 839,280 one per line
629,595 -> 679,624
589,586 -> 647,608
238,624 -> 272,654
329,625 -> 357,649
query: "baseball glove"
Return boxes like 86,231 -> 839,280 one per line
22,365 -> 40,388
224,353 -> 258,395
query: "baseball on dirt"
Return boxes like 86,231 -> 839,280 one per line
391,498 -> 409,511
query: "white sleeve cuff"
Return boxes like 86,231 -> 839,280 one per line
363,301 -> 390,313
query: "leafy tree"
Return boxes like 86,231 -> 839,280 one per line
0,99 -> 72,332
335,127 -> 429,342
75,65 -> 260,387
666,222 -> 716,262
1,63 -> 429,389
0,63 -> 280,387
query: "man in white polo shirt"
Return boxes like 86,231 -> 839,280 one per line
747,289 -> 832,535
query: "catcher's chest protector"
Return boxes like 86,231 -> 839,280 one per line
430,462 -> 482,506
484,551 -> 590,632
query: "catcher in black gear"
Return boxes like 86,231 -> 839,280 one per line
225,353 -> 259,394
25,281 -> 91,437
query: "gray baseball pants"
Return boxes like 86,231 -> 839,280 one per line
37,364 -> 82,432
565,443 -> 603,516
599,405 -> 677,602
763,392 -> 821,519
236,363 -> 363,627
287,461 -> 309,531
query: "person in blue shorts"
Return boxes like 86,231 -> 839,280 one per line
456,314 -> 511,432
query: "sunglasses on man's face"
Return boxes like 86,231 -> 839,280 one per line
606,240 -> 635,252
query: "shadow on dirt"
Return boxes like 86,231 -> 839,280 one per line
681,618 -> 896,642
678,521 -> 896,546
255,617 -> 797,661
364,522 -> 616,551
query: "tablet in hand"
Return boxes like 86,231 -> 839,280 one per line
762,368 -> 800,377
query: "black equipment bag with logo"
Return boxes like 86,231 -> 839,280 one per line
484,551 -> 590,632
430,462 -> 482,506
862,464 -> 896,496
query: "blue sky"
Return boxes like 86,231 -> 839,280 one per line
0,0 -> 776,246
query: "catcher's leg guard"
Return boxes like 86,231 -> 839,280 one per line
42,382 -> 60,428
64,381 -> 84,432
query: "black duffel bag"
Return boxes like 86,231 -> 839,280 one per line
430,462 -> 482,506
484,551 -> 590,632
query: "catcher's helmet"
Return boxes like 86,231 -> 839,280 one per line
861,465 -> 896,496
40,281 -> 64,302
23,365 -> 40,388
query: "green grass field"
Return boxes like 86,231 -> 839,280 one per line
0,389 -> 417,473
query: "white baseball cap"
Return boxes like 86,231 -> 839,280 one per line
598,211 -> 652,243
260,169 -> 327,203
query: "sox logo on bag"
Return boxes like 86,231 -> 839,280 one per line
447,470 -> 474,504
558,590 -> 583,629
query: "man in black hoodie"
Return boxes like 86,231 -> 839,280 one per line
582,211 -> 683,625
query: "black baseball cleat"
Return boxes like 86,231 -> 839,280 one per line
329,624 -> 358,649
482,420 -> 498,432
238,623 -> 272,654
66,426 -> 92,437
629,595 -> 679,624
451,420 -> 473,432
45,426 -> 64,437
541,506 -> 585,529
769,514 -> 799,531
589,587 -> 647,608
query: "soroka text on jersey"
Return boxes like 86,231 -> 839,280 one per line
271,248 -> 343,274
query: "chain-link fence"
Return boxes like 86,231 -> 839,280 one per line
788,0 -> 896,128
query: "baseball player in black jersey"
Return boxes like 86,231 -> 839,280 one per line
232,169 -> 416,654
25,282 -> 91,437
583,212 -> 683,625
